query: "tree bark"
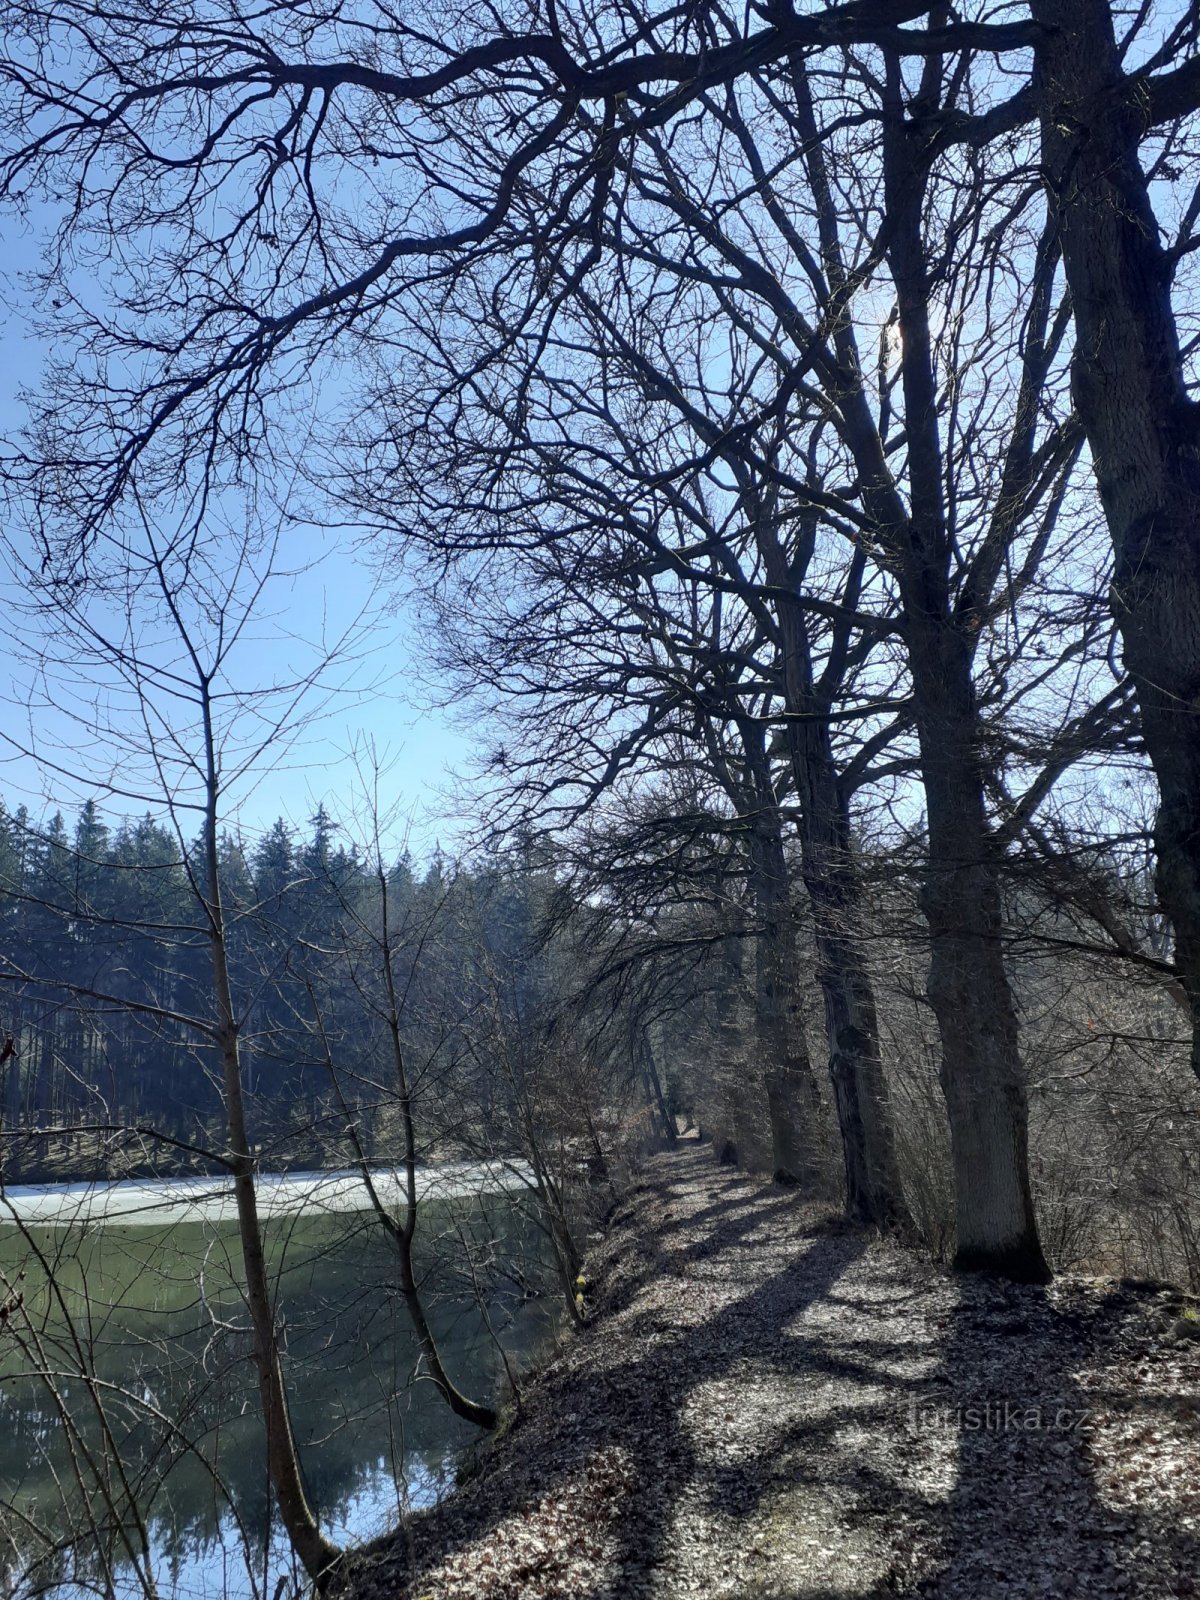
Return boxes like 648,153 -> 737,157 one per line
788,721 -> 910,1225
710,930 -> 754,1166
1033,0 -> 1200,1078
749,54 -> 915,1230
749,810 -> 822,1187
760,568 -> 910,1225
905,618 -> 1050,1280
214,1021 -> 339,1579
882,86 -> 1050,1282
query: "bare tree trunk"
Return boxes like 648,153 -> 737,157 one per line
748,501 -> 909,1220
883,89 -> 1049,1283
199,698 -> 338,1583
1033,0 -> 1200,1077
212,1021 -> 337,1579
777,640 -> 910,1225
749,821 -> 821,1186
906,624 -> 1050,1280
813,924 -> 905,1222
388,1057 -> 499,1431
640,1030 -> 676,1146
710,930 -> 757,1166
762,1071 -> 808,1186
518,1103 -> 584,1323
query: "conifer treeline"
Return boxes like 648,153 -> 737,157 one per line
0,798 -> 550,1179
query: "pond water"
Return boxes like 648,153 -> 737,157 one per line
0,1168 -> 558,1599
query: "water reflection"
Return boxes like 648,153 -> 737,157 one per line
0,1187 -> 556,1598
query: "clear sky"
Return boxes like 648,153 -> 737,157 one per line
0,211 -> 477,862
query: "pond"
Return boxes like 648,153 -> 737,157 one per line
0,1167 -> 559,1599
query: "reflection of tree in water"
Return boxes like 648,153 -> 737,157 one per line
0,1196 -> 555,1593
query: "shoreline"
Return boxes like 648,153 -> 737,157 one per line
0,1158 -> 534,1227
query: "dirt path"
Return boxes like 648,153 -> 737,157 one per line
347,1144 -> 1200,1599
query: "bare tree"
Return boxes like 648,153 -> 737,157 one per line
356,40 -> 1095,1276
300,785 -> 500,1430
0,517 -> 354,1581
4,0 -> 1200,1283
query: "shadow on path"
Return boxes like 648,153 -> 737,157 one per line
345,1148 -> 1200,1600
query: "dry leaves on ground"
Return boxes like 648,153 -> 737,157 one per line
346,1146 -> 1200,1600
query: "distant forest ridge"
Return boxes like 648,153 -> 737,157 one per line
0,797 -> 555,1181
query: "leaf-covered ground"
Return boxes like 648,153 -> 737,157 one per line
345,1144 -> 1200,1599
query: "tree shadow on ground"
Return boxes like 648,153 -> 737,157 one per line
344,1150 -> 1200,1600
693,1271 -> 1197,1600
901,1277 -> 1200,1599
345,1151 -> 856,1594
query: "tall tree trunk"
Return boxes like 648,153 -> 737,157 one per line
773,612 -> 910,1226
389,1019 -> 499,1430
798,771 -> 908,1225
883,87 -> 1049,1283
309,915 -> 498,1434
750,509 -> 909,1219
638,1054 -> 663,1138
905,620 -> 1049,1281
1033,0 -> 1200,1077
749,816 -> 821,1186
711,931 -> 755,1165
751,56 -> 914,1228
375,865 -> 499,1428
213,1017 -> 338,1579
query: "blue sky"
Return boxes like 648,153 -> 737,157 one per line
0,212 -> 476,861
